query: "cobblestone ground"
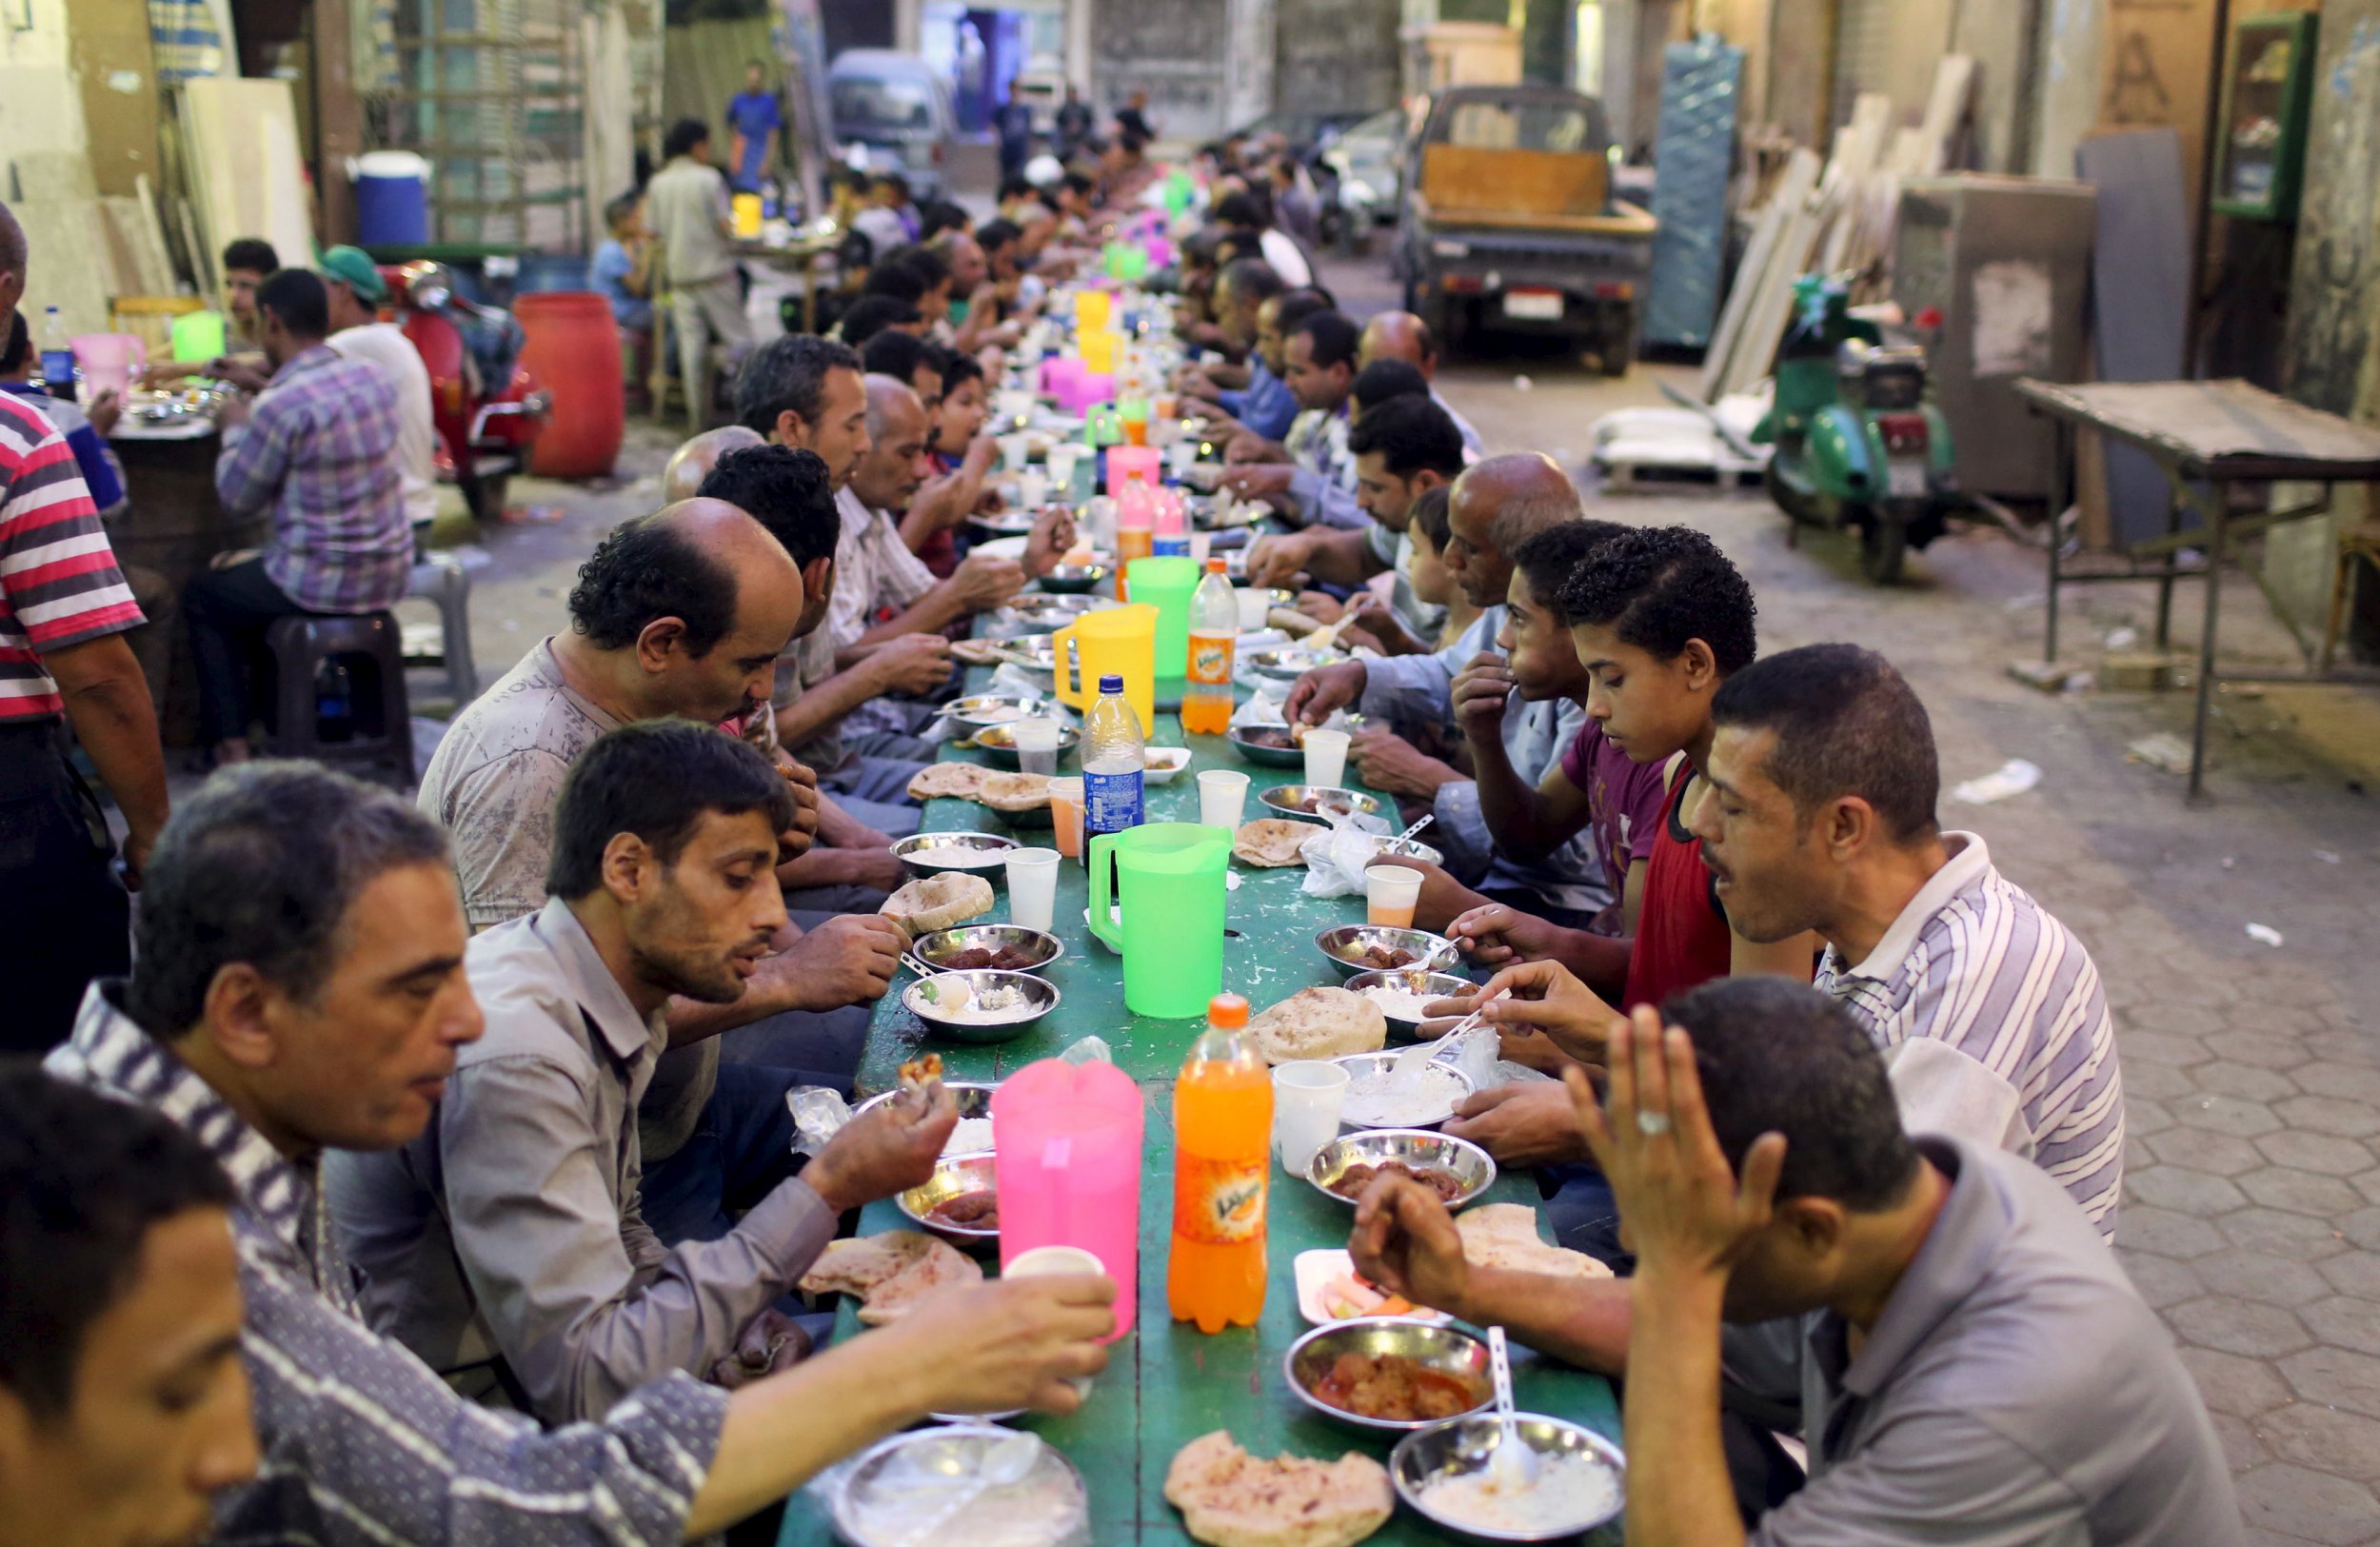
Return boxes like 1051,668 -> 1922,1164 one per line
419,263 -> 2380,1541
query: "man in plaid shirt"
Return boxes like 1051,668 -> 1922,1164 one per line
188,267 -> 410,763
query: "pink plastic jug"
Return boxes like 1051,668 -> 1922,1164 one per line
991,1057 -> 1145,1339
1106,445 -> 1161,489
70,334 -> 147,400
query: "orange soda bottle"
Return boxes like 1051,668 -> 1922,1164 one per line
1168,994 -> 1272,1331
1180,557 -> 1238,736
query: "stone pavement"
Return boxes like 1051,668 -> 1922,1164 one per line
411,270 -> 2380,1541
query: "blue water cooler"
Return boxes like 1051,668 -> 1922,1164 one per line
353,151 -> 431,247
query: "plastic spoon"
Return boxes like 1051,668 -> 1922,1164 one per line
1485,1325 -> 1539,1489
1388,988 -> 1508,1084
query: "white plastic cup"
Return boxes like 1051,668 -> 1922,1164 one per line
1011,717 -> 1061,777
1047,776 -> 1085,859
1047,443 -> 1083,490
1197,767 -> 1250,828
1004,846 -> 1061,931
1364,863 -> 1424,929
1273,1061 -> 1351,1175
1189,531 -> 1211,566
1000,432 -> 1033,473
1019,468 -> 1051,510
1302,728 -> 1351,791
1235,587 -> 1272,632
1006,1243 -> 1110,1381
1166,438 -> 1199,476
996,388 -> 1035,426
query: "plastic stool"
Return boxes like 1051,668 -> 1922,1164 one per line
262,612 -> 413,784
405,553 -> 479,702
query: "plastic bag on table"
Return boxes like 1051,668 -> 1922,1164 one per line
787,1086 -> 852,1157
1441,1021 -> 1505,1093
1299,808 -> 1396,899
1227,687 -> 1351,736
1061,1034 -> 1113,1065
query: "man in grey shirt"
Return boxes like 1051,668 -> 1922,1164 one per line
333,722 -> 955,1422
1349,976 -> 2239,1546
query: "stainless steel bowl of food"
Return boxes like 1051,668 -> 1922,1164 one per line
1245,646 -> 1351,682
1314,924 -> 1460,980
1007,596 -> 1107,631
965,509 -> 1040,537
1367,835 -> 1445,867
1345,968 -> 1476,1040
971,720 -> 1081,769
1389,1414 -> 1627,1542
830,1424 -> 1089,1545
1284,1318 -> 1495,1434
891,831 -> 1021,883
1225,725 -> 1306,767
901,969 -> 1061,1043
1259,784 -> 1386,824
1305,1128 -> 1497,1209
896,1152 -> 1000,1249
944,693 -> 1061,733
1035,563 -> 1109,594
986,634 -> 1058,675
908,923 -> 1062,976
852,1080 -> 998,1124
1330,1052 -> 1477,1131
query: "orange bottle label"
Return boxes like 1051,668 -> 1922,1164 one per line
1173,1153 -> 1267,1245
1188,636 -> 1232,684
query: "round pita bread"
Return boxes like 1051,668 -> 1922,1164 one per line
979,769 -> 1053,811
908,763 -> 987,801
1232,818 -> 1311,868
1164,1431 -> 1393,1547
1246,986 -> 1386,1065
1457,1202 -> 1614,1279
882,873 -> 995,937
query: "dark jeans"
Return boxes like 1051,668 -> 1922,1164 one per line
0,722 -> 129,1053
183,556 -> 314,746
640,1061 -> 807,1245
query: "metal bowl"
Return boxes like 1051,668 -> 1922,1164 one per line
1006,596 -> 1108,631
1306,1128 -> 1497,1209
944,693 -> 1061,733
831,1424 -> 1089,1546
985,633 -> 1058,673
909,922 -> 1063,976
1389,1414 -> 1627,1542
896,1151 -> 1001,1249
853,1080 -> 998,1124
1345,968 -> 1478,1040
1367,835 -> 1446,867
891,831 -> 1021,883
1331,1053 -> 1477,1131
971,720 -> 1081,769
1315,924 -> 1461,981
966,509 -> 1041,537
1283,1318 -> 1494,1434
1226,726 -> 1307,767
901,969 -> 1061,1043
1245,645 -> 1351,683
1259,784 -> 1387,824
1036,563 -> 1109,594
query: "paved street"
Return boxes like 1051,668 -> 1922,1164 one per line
411,250 -> 2380,1545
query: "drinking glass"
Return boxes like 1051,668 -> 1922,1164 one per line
1197,768 -> 1249,827
1005,847 -> 1061,932
1301,728 -> 1351,790
1000,432 -> 1033,473
1273,1061 -> 1351,1175
1365,864 -> 1423,929
1018,469 -> 1050,510
1048,777 -> 1085,858
1012,717 -> 1061,777
1235,587 -> 1272,632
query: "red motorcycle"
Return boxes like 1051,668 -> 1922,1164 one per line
379,262 -> 551,521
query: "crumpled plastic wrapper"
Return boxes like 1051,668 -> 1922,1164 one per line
1061,1034 -> 1113,1065
1299,811 -> 1398,899
1227,687 -> 1353,735
1442,1021 -> 1506,1093
788,1086 -> 852,1158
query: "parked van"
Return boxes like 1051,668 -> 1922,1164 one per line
827,50 -> 958,200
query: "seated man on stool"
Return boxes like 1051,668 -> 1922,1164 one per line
188,268 -> 410,764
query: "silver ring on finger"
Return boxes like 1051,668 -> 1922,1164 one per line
1636,1110 -> 1673,1138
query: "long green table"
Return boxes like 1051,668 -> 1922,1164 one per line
778,677 -> 1622,1545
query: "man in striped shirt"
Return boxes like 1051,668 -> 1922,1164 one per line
0,200 -> 171,1053
1694,643 -> 2124,1234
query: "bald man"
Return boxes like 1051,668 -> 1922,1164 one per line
1359,310 -> 1483,458
1285,454 -> 1610,925
662,423 -> 765,503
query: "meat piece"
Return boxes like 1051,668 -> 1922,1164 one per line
942,947 -> 998,970
931,1192 -> 1000,1228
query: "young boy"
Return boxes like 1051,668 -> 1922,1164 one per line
590,194 -> 653,335
0,312 -> 124,512
1405,486 -> 1475,651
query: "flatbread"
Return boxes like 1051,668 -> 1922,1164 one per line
1456,1203 -> 1614,1280
1246,986 -> 1386,1065
797,1231 -> 984,1325
908,763 -> 987,801
1233,818 -> 1311,868
950,637 -> 1006,666
979,769 -> 1053,812
881,873 -> 995,937
1163,1431 -> 1393,1547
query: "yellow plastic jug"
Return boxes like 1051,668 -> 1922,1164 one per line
1052,603 -> 1157,735
1074,288 -> 1112,335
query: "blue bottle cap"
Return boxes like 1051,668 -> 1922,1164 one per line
1100,673 -> 1124,694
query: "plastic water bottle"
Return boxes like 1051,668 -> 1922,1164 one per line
313,657 -> 354,744
1150,486 -> 1191,559
1168,993 -> 1271,1332
38,307 -> 75,401
1081,672 -> 1145,869
1182,557 -> 1238,735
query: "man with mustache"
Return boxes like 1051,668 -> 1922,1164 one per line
333,721 -> 952,1420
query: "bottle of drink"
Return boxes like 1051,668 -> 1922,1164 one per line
313,656 -> 355,744
1150,486 -> 1191,560
38,307 -> 76,401
1081,672 -> 1145,870
1182,557 -> 1237,735
1168,993 -> 1271,1332
1114,472 -> 1155,564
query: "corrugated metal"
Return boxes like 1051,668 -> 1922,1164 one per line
1642,35 -> 1740,348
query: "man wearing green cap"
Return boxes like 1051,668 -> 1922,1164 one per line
322,245 -> 437,533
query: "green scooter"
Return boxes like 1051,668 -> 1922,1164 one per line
1752,274 -> 1956,584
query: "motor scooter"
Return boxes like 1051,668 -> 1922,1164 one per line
1753,274 -> 1954,584
378,262 -> 551,522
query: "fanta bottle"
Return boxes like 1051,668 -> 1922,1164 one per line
1181,557 -> 1237,735
1168,994 -> 1272,1331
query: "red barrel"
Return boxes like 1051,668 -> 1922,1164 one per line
515,291 -> 624,479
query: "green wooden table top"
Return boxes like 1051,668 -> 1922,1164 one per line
778,671 -> 1622,1546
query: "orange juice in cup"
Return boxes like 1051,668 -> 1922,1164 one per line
1050,777 -> 1086,859
1364,864 -> 1422,929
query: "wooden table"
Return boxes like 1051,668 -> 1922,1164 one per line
738,235 -> 840,336
777,675 -> 1623,1544
2013,378 -> 2380,798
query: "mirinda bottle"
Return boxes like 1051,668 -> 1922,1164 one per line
1180,557 -> 1238,735
1168,994 -> 1272,1332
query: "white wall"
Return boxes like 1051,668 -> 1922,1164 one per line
0,0 -> 90,169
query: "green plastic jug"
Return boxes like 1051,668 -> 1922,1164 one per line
1126,555 -> 1200,678
1087,823 -> 1229,1017
171,309 -> 227,363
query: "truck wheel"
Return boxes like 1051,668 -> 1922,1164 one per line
1598,308 -> 1636,377
1860,509 -> 1909,585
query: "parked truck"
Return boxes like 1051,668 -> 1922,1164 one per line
1392,85 -> 1656,373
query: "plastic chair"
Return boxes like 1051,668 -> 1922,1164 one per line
261,612 -> 413,784
404,553 -> 478,702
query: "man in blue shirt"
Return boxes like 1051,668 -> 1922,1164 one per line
724,62 -> 783,193
1180,258 -> 1309,443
